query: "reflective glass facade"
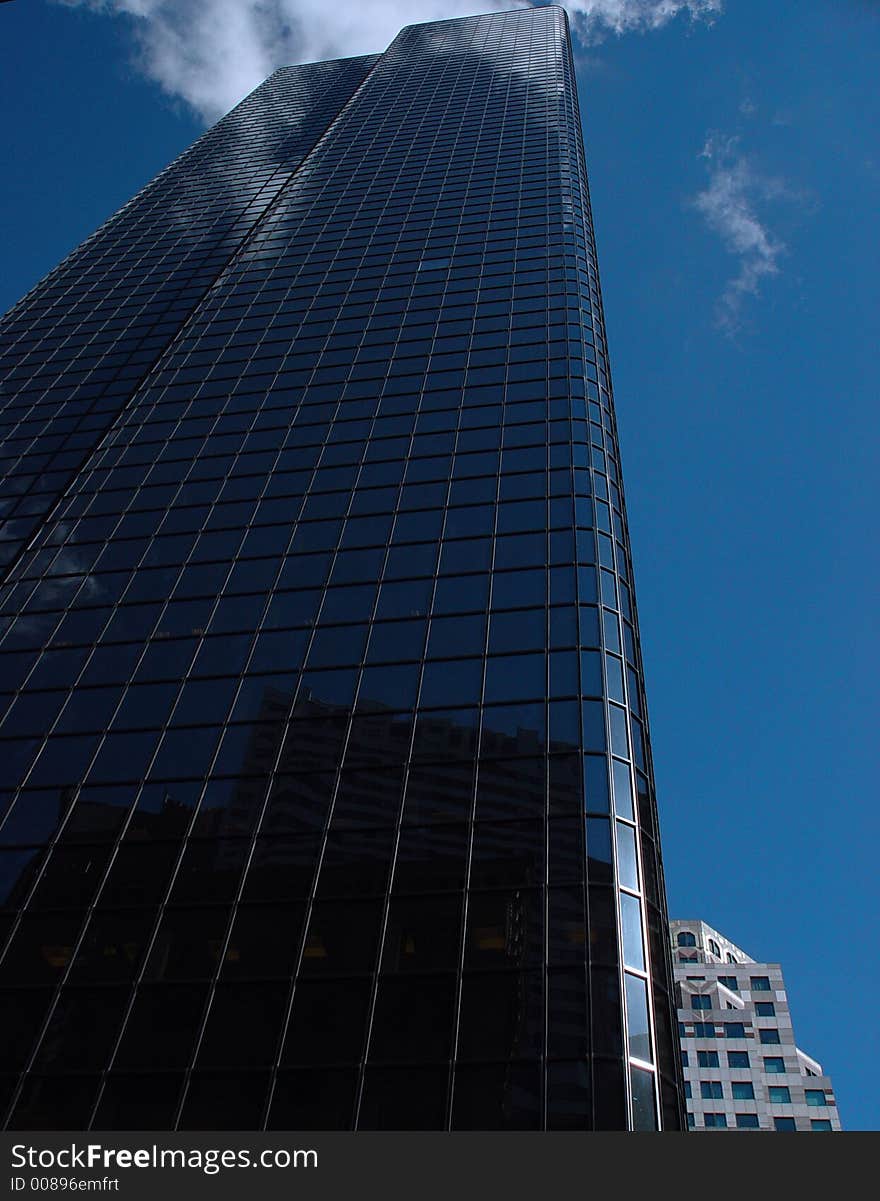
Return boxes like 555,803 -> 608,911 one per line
0,7 -> 683,1130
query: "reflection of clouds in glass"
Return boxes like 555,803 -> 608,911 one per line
0,52 -> 378,580
102,52 -> 364,244
39,543 -> 104,608
56,1 -> 723,124
57,0 -> 515,122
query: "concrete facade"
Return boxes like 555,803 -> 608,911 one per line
672,919 -> 841,1131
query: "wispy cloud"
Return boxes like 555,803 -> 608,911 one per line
565,0 -> 722,38
56,1 -> 724,123
692,134 -> 793,334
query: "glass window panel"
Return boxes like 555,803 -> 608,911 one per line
431,574 -> 489,615
393,824 -> 468,893
483,653 -> 545,703
624,972 -> 652,1063
368,974 -> 456,1063
366,619 -> 426,663
736,1113 -> 760,1129
488,608 -> 544,653
609,705 -> 628,757
359,1066 -> 449,1131
299,899 -> 383,976
0,789 -> 70,846
583,756 -> 610,814
114,984 -> 209,1070
491,569 -> 545,609
616,821 -> 639,893
605,655 -> 624,703
419,658 -> 483,708
475,757 -> 544,821
579,650 -> 602,697
221,902 -> 306,980
427,613 -> 485,659
619,892 -> 645,971
282,978 -> 371,1068
581,701 -> 606,752
471,820 -> 544,889
382,894 -> 462,973
357,663 -> 419,711
464,889 -> 542,970
611,759 -> 634,820
268,1068 -> 357,1132
586,817 -> 613,884
196,983 -> 288,1067
629,1065 -> 657,1131
452,1062 -> 541,1131
375,578 -> 433,620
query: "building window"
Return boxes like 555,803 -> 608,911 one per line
726,953 -> 738,964
684,1082 -> 692,1099
691,995 -> 711,1010
755,1001 -> 776,1017
732,1082 -> 755,1100
736,1113 -> 760,1129
810,1119 -> 833,1131
698,1051 -> 720,1067
693,1022 -> 716,1038
704,1113 -> 727,1128
728,1051 -> 750,1068
700,1081 -> 723,1100
719,975 -> 739,991
678,1022 -> 687,1037
681,1051 -> 689,1067
750,976 -> 771,991
708,939 -> 721,957
677,931 -> 696,947
763,1057 -> 786,1074
769,1086 -> 791,1103
774,1117 -> 797,1131
724,1022 -> 746,1038
687,1113 -> 695,1129
759,1029 -> 781,1045
805,1090 -> 827,1107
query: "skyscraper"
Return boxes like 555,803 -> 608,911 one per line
672,920 -> 841,1131
0,7 -> 682,1130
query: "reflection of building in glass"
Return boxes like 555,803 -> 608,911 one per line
0,8 -> 682,1129
672,920 -> 841,1131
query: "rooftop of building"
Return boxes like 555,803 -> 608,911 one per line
670,918 -> 756,966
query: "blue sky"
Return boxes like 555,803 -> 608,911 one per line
1,0 -> 878,1130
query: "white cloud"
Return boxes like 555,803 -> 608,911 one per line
692,134 -> 790,334
565,0 -> 722,37
56,1 -> 723,123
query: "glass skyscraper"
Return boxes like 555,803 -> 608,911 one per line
0,7 -> 683,1130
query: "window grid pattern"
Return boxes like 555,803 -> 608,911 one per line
0,7 -> 680,1131
0,55 -> 378,574
672,921 -> 841,1131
